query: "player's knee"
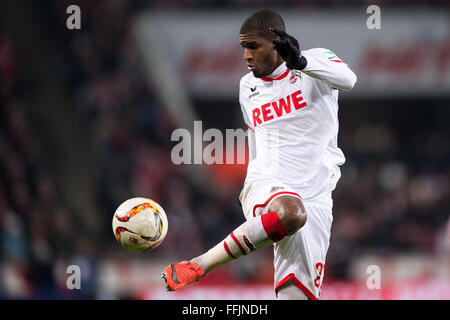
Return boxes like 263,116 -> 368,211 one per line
268,196 -> 307,235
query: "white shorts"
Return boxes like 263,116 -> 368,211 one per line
239,177 -> 333,300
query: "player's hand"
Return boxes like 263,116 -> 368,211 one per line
270,28 -> 307,70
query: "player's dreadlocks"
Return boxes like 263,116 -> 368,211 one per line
240,10 -> 286,40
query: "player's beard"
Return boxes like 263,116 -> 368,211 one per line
252,50 -> 281,78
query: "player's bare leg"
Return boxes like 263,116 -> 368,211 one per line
162,195 -> 306,291
276,279 -> 309,300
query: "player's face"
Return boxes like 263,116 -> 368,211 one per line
239,32 -> 283,78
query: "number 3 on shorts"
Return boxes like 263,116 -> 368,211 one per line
314,262 -> 324,288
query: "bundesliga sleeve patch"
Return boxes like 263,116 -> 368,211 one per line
325,50 -> 343,63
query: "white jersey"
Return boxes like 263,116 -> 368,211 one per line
239,48 -> 357,201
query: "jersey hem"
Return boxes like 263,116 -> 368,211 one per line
275,273 -> 318,300
252,191 -> 302,217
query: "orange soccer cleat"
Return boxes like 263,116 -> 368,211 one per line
162,261 -> 205,291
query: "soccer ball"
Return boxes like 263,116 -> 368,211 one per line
112,197 -> 168,252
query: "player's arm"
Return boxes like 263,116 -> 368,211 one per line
247,128 -> 256,161
239,77 -> 257,161
270,28 -> 357,91
301,48 -> 357,91
240,105 -> 256,162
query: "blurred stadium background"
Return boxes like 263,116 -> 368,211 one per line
0,0 -> 449,299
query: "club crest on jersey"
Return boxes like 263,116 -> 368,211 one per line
289,73 -> 298,84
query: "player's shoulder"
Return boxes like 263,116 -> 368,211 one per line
240,72 -> 259,90
303,48 -> 343,62
302,47 -> 336,56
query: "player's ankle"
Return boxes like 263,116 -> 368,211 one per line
190,256 -> 208,275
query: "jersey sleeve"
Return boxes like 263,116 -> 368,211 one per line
247,128 -> 256,161
301,48 -> 357,91
239,75 -> 255,131
239,75 -> 256,161
240,102 -> 254,131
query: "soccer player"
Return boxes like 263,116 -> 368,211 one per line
162,10 -> 357,300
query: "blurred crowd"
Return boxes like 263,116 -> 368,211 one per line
0,0 -> 448,299
90,0 -> 450,10
328,105 -> 450,278
0,33 -> 81,297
